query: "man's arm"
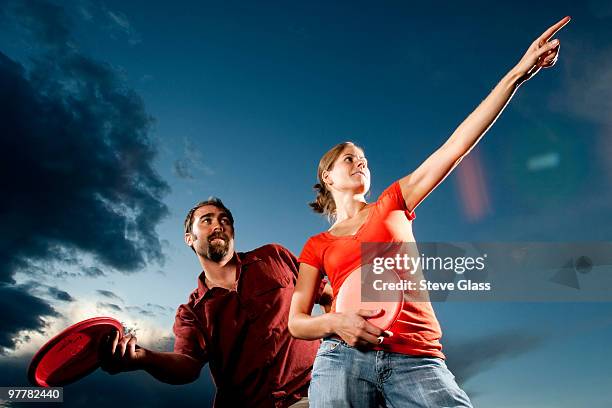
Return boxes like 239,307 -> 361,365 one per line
100,330 -> 204,385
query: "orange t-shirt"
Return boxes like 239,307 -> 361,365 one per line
298,181 -> 444,359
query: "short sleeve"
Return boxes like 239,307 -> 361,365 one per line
380,181 -> 416,221
298,236 -> 323,271
173,304 -> 208,364
297,237 -> 327,302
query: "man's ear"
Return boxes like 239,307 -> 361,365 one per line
184,232 -> 194,247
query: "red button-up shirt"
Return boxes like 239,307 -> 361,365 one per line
173,244 -> 322,408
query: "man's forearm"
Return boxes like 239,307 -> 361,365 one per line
139,349 -> 203,385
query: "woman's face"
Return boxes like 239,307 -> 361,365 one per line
323,145 -> 370,195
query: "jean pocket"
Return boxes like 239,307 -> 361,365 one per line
316,338 -> 342,357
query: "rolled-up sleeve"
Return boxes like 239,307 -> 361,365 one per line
173,303 -> 208,364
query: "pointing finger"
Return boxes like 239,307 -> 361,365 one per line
537,16 -> 570,47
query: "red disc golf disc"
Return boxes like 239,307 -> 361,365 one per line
335,267 -> 403,331
28,317 -> 123,387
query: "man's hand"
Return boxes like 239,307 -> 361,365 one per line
100,330 -> 147,375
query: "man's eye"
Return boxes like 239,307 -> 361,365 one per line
202,218 -> 211,224
221,218 -> 229,224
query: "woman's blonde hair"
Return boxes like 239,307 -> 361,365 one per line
309,141 -> 364,219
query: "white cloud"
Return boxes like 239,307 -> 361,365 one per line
11,299 -> 173,358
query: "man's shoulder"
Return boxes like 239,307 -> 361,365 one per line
180,287 -> 201,309
243,243 -> 295,261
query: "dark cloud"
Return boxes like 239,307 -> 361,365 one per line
0,284 -> 58,354
125,303 -> 173,318
145,302 -> 174,314
75,1 -> 142,46
126,306 -> 155,317
48,286 -> 74,302
173,159 -> 194,179
0,0 -> 168,351
173,138 -> 214,180
2,0 -> 72,50
445,330 -> 545,385
97,302 -> 122,312
97,290 -> 123,302
83,266 -> 106,278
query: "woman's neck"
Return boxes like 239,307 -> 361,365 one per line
333,193 -> 368,223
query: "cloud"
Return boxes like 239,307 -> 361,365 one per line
0,0 -> 168,352
549,38 -> 612,127
48,286 -> 75,302
96,290 -> 123,302
0,284 -> 58,354
104,8 -> 141,45
97,302 -> 123,312
75,1 -> 141,46
173,138 -> 215,180
145,302 -> 174,314
125,302 -> 174,318
83,266 -> 106,278
2,0 -> 73,50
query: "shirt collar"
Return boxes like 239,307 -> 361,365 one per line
194,251 -> 262,302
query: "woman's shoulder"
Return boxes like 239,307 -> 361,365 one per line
305,231 -> 332,244
376,180 -> 402,202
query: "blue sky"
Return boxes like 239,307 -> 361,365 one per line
1,0 -> 611,406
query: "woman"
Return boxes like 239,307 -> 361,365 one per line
288,16 -> 571,407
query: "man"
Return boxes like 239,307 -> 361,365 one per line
102,198 -> 331,407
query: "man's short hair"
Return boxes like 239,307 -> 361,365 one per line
184,197 -> 234,235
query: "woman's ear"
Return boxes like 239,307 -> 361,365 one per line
322,170 -> 333,186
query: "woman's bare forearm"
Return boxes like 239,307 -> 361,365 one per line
445,68 -> 523,155
288,311 -> 338,340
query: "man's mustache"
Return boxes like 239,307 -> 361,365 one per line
208,232 -> 229,243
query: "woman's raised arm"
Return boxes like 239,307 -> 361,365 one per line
399,16 -> 571,212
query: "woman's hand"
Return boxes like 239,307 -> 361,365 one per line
513,16 -> 571,84
332,309 -> 387,347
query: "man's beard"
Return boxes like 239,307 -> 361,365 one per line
197,233 -> 230,262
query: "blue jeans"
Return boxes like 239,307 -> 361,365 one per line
308,338 -> 473,408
